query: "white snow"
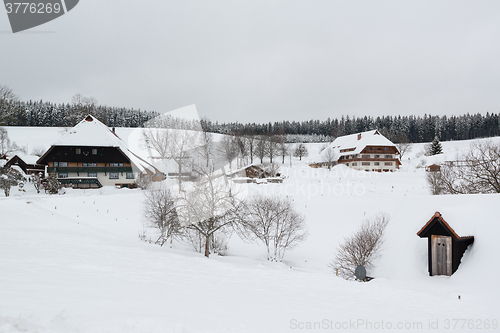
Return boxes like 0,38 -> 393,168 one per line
0,128 -> 499,332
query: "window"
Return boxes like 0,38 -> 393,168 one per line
384,162 -> 393,166
345,163 -> 349,166
82,162 -> 98,167
88,173 -> 97,178
362,162 -> 370,166
58,173 -> 68,178
375,155 -> 380,158
385,148 -> 390,151
59,162 -> 68,167
362,155 -> 370,158
92,149 -> 97,155
109,163 -> 124,167
385,155 -> 392,159
109,173 -> 119,179
352,162 -> 357,166
76,148 -> 81,154
126,173 -> 135,179
53,162 -> 59,167
374,162 -> 380,166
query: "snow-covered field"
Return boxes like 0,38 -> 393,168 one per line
1,129 -> 499,332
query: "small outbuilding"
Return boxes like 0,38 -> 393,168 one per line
425,164 -> 441,172
417,212 -> 474,276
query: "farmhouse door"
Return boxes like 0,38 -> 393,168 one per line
431,235 -> 452,276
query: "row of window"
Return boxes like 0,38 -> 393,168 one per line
58,173 -> 135,179
366,147 -> 391,151
53,162 -> 124,167
361,154 -> 393,159
76,148 -> 98,155
345,162 -> 393,166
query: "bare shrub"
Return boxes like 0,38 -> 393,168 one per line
330,213 -> 389,280
143,187 -> 182,246
135,173 -> 152,190
238,194 -> 307,261
31,145 -> 46,157
426,140 -> 500,195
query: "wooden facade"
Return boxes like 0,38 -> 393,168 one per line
36,115 -> 163,188
417,212 -> 474,276
5,155 -> 45,175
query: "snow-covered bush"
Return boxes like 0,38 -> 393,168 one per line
0,166 -> 24,197
44,171 -> 61,194
330,213 -> 389,280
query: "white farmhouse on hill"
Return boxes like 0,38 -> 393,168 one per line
330,130 -> 401,172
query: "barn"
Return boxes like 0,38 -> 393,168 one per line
417,212 -> 474,276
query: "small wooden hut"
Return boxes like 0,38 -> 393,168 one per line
417,212 -> 474,276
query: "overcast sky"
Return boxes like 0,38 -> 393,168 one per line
1,0 -> 500,123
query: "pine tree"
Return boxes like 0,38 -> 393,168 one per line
45,171 -> 61,194
430,136 -> 443,155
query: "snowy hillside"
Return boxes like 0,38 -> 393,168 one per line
1,130 -> 499,332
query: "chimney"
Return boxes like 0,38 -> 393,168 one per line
112,127 -> 115,133
357,133 -> 361,140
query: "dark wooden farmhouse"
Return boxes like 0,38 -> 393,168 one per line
417,212 -> 474,276
5,155 -> 45,175
37,115 -> 164,188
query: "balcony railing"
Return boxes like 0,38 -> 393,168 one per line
48,167 -> 133,173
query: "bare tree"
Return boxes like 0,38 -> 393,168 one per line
0,85 -> 19,125
255,136 -> 267,164
330,213 -> 389,280
175,170 -> 243,258
278,137 -> 289,164
196,130 -> 213,170
322,146 -> 339,170
31,145 -> 46,157
217,135 -> 239,171
142,128 -> 171,158
31,172 -> 43,194
293,143 -> 309,161
143,187 -> 182,246
238,194 -> 307,261
427,140 -> 500,195
266,134 -> 280,164
0,127 -> 20,157
245,135 -> 256,164
394,134 -> 412,160
142,127 -> 198,192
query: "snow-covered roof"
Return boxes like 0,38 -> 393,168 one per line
54,115 -> 123,147
330,130 -> 398,156
44,115 -> 160,175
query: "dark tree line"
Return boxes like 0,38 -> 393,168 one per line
2,100 -> 158,128
202,113 -> 500,143
2,84 -> 499,143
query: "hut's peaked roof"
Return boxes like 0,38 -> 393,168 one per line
417,212 -> 474,240
330,130 -> 399,157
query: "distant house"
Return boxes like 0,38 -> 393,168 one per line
417,212 -> 474,276
37,115 -> 164,188
328,130 -> 401,172
5,155 -> 45,175
425,164 -> 441,172
227,164 -> 283,183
